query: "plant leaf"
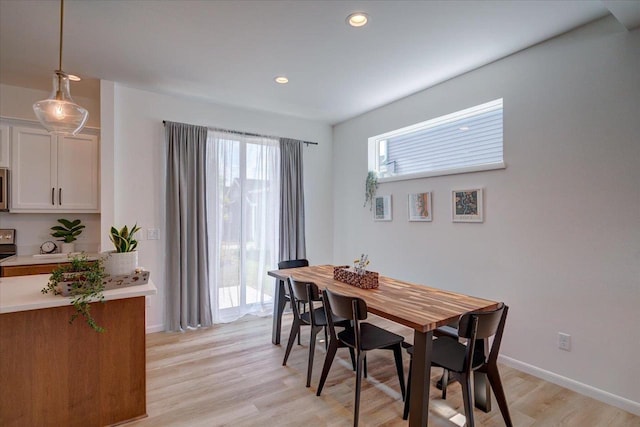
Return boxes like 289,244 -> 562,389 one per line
58,218 -> 74,228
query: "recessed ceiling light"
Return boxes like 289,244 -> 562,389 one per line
347,12 -> 368,27
274,76 -> 289,84
67,74 -> 82,82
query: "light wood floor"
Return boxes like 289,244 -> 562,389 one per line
127,314 -> 639,427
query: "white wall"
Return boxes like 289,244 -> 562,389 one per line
104,84 -> 333,332
332,17 -> 640,412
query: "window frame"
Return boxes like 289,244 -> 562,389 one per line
367,99 -> 505,182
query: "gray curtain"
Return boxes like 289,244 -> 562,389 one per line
165,121 -> 213,331
279,138 -> 306,261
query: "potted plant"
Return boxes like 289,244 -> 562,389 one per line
103,224 -> 141,276
50,218 -> 85,253
364,171 -> 378,210
41,254 -> 106,332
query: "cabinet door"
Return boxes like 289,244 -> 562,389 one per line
10,127 -> 57,210
0,125 -> 9,168
57,133 -> 100,211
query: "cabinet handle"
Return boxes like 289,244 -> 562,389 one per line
51,188 -> 55,205
59,188 -> 62,205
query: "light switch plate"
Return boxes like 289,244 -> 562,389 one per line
147,228 -> 160,240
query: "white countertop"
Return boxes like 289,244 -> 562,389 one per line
0,274 -> 157,314
0,253 -> 102,267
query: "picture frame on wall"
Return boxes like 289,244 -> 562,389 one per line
452,188 -> 484,222
373,195 -> 392,221
408,192 -> 432,221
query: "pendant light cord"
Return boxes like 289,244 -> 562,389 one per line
58,0 -> 64,71
33,0 -> 89,134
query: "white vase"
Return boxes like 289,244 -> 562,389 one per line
103,251 -> 138,276
61,242 -> 75,254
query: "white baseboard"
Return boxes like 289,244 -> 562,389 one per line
145,323 -> 164,333
499,355 -> 640,416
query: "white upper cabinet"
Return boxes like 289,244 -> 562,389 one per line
57,133 -> 100,211
10,125 -> 100,212
10,127 -> 55,210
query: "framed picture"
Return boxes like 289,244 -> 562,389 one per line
408,192 -> 432,221
373,195 -> 392,221
452,188 -> 484,222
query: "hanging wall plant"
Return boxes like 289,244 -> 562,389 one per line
364,171 -> 379,210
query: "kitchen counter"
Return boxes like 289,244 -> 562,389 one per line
0,273 -> 154,426
0,253 -> 105,278
0,273 -> 156,313
0,252 -> 102,266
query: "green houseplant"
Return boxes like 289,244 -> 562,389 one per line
364,171 -> 379,210
103,224 -> 141,276
42,254 -> 106,332
109,224 -> 141,253
51,218 -> 85,253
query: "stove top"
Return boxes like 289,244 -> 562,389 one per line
0,229 -> 16,260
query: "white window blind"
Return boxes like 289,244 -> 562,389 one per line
369,99 -> 504,180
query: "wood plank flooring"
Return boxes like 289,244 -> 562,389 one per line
126,314 -> 639,427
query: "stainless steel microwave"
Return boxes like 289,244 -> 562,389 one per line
0,168 -> 8,211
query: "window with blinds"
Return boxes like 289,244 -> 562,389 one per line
368,99 -> 504,181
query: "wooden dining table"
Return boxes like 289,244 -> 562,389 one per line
268,264 -> 500,427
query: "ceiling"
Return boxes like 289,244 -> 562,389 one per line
0,1 -> 637,125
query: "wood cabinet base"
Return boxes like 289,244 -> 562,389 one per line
0,297 -> 147,426
1,262 -> 72,277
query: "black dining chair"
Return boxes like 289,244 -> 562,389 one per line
277,259 -> 309,343
278,259 -> 309,270
433,322 -> 461,392
282,278 -> 354,387
402,303 -> 512,427
317,289 -> 406,427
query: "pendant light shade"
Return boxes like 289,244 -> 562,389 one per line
33,0 -> 88,136
33,71 -> 88,135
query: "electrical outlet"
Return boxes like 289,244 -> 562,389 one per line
558,332 -> 571,351
147,228 -> 160,240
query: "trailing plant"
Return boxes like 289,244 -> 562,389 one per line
51,218 -> 85,243
41,254 -> 106,333
109,224 -> 142,252
364,171 -> 379,210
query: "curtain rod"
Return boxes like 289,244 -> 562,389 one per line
162,121 -> 318,146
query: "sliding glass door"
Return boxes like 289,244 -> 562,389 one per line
207,131 -> 280,322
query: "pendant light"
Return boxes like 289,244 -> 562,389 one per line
33,0 -> 88,136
